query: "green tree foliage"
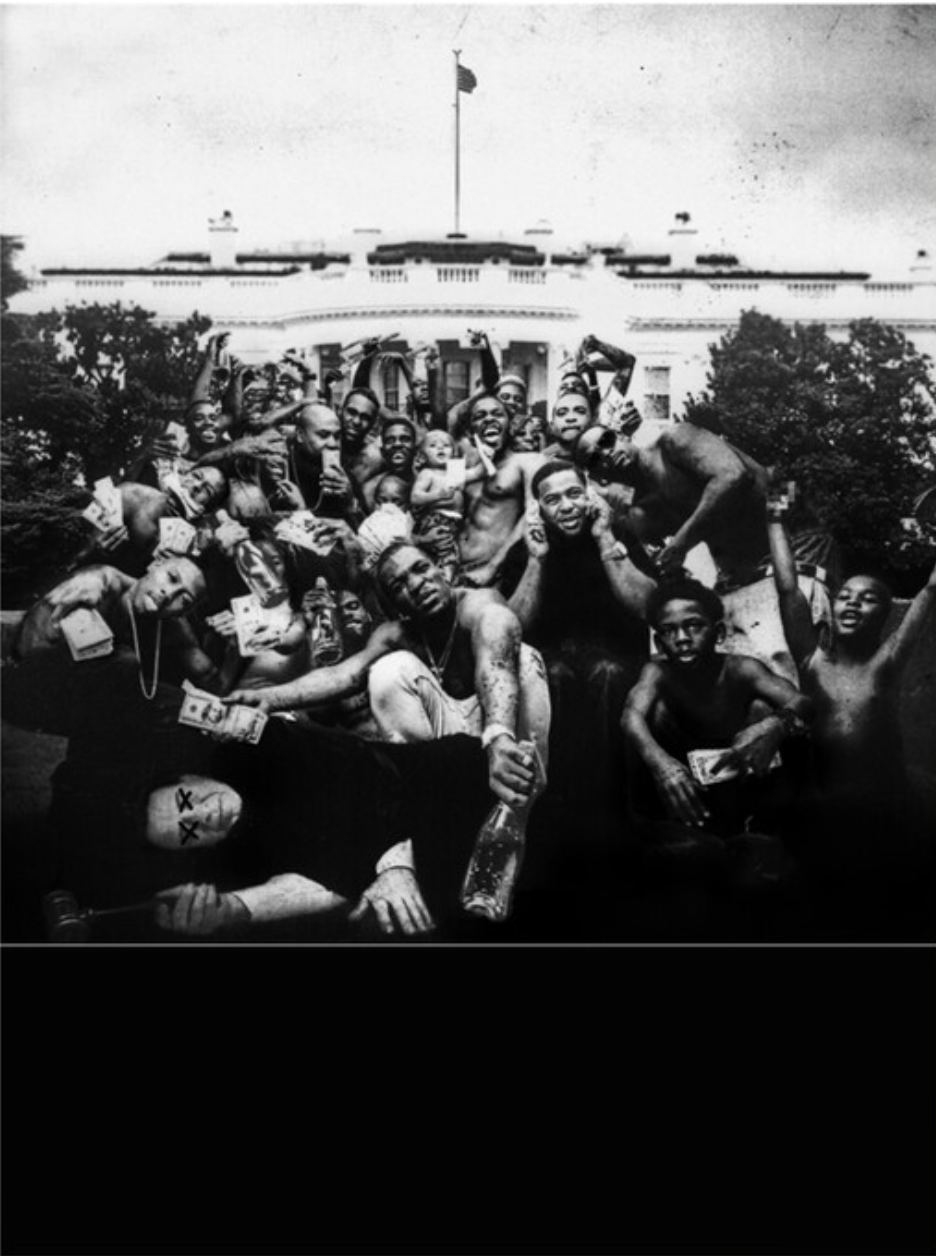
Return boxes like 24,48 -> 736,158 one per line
684,310 -> 936,580
1,300 -> 210,600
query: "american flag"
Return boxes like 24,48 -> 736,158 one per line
457,64 -> 478,94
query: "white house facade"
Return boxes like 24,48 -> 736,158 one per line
10,213 -> 936,421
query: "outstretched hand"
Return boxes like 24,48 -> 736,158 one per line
349,868 -> 435,936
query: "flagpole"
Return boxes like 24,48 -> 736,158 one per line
453,49 -> 461,235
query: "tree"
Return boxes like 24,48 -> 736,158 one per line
683,310 -> 936,584
1,236 -> 29,311
1,301 -> 211,601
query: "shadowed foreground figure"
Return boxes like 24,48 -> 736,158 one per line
621,580 -> 812,924
38,654 -> 499,941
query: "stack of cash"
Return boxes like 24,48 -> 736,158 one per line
230,594 -> 293,656
687,748 -> 782,787
178,680 -> 268,744
81,477 -> 122,534
158,516 -> 198,555
356,502 -> 414,570
59,608 -> 115,662
274,511 -> 337,555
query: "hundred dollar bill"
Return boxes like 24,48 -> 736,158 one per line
687,748 -> 782,787
230,594 -> 292,656
179,680 -> 268,744
274,511 -> 337,555
158,516 -> 197,555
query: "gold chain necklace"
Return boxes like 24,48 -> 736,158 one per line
128,602 -> 163,700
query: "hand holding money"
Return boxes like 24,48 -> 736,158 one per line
178,681 -> 268,744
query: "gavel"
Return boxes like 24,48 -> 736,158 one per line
42,889 -> 156,943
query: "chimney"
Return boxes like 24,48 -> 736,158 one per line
209,211 -> 238,269
667,211 -> 698,271
351,227 -> 382,268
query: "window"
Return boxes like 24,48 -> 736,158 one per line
444,360 -> 469,409
643,365 -> 671,422
382,358 -> 402,411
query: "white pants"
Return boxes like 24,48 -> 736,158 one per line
368,644 -> 551,793
721,573 -> 831,685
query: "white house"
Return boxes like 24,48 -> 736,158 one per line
10,212 -> 935,421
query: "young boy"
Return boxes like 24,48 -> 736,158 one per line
767,488 -> 936,878
621,578 -> 812,890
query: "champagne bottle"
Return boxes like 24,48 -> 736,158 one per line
307,577 -> 343,667
459,739 -> 537,922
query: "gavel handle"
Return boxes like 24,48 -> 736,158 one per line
86,899 -> 156,921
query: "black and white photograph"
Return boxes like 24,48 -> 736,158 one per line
2,2 -> 935,946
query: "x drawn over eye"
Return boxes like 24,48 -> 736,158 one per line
178,819 -> 201,846
176,787 -> 195,813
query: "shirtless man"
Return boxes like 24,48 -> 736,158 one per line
573,420 -> 833,681
74,467 -> 229,577
767,492 -> 936,879
542,389 -> 595,461
455,394 -> 545,589
6,556 -> 222,739
226,541 -> 550,811
338,386 -> 384,497
621,579 -> 812,894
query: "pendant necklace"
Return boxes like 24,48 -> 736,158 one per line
129,602 -> 163,700
422,610 -> 458,684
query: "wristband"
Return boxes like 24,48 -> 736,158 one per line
481,722 -> 516,750
599,542 -> 623,561
375,839 -> 415,877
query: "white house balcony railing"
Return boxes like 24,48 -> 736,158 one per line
786,283 -> 837,297
436,267 -> 480,283
369,269 -> 408,283
508,270 -> 546,284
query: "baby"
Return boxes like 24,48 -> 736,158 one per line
410,429 -> 489,581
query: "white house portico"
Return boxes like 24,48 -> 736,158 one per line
11,213 -> 935,421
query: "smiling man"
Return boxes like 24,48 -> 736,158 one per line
543,389 -> 595,461
506,460 -> 655,833
226,540 -> 550,812
455,393 -> 545,589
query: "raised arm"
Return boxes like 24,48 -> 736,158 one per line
588,489 -> 656,620
507,507 -> 549,632
189,333 -> 229,407
766,490 -> 818,672
350,338 -> 381,391
223,621 -> 404,713
880,554 -> 936,674
475,333 -> 500,394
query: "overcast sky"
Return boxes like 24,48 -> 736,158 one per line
2,3 -> 935,276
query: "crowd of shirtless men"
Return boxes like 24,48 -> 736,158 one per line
6,330 -> 935,941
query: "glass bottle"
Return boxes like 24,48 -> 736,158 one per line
459,740 -> 536,923
307,577 -> 343,667
235,539 -> 289,609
